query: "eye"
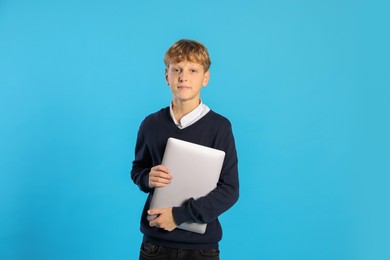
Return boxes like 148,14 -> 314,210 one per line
190,69 -> 197,73
171,68 -> 180,73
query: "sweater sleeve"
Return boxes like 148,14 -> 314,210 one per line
172,123 -> 239,225
131,120 -> 153,193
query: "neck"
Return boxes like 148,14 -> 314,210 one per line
171,98 -> 200,122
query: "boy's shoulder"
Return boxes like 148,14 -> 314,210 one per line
208,110 -> 232,128
142,107 -> 170,124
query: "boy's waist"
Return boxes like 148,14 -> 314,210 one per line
140,214 -> 222,249
143,235 -> 219,250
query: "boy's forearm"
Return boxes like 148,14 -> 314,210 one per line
172,174 -> 239,225
131,166 -> 152,193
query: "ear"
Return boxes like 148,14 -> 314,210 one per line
165,68 -> 169,85
202,70 -> 210,87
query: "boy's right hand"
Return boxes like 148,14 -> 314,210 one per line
149,165 -> 172,188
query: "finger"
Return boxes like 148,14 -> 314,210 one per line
149,221 -> 158,228
153,182 -> 168,188
149,177 -> 170,188
150,182 -> 167,188
149,217 -> 161,228
151,170 -> 172,180
149,174 -> 172,188
150,176 -> 172,184
149,167 -> 172,188
150,174 -> 172,182
148,209 -> 163,215
152,165 -> 170,173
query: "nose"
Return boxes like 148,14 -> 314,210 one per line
179,70 -> 188,82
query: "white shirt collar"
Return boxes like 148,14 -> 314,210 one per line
169,101 -> 210,129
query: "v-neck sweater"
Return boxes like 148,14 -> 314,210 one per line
131,107 -> 239,249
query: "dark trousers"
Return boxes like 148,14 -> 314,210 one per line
139,243 -> 220,260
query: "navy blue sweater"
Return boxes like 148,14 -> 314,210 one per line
131,107 -> 239,249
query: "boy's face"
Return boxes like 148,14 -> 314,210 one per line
165,61 -> 210,104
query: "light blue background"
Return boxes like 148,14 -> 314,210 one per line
1,0 -> 389,259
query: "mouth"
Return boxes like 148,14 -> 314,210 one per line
177,86 -> 191,90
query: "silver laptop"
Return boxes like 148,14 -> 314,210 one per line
147,137 -> 225,234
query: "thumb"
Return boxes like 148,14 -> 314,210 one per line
148,209 -> 162,215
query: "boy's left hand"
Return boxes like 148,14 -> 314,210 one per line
148,208 -> 177,232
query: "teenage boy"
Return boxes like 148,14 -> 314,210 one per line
131,39 -> 239,260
